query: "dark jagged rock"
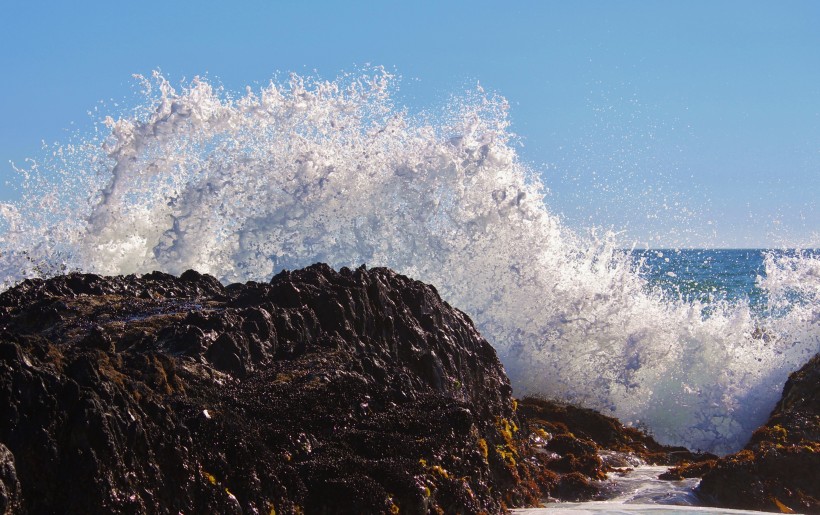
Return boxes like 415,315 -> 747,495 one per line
691,353 -> 820,514
0,264 -> 551,514
0,443 -> 21,514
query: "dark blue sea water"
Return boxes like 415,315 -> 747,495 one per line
634,249 -> 818,316
635,249 -> 765,306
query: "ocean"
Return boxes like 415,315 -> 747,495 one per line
635,248 -> 816,314
0,70 -> 817,460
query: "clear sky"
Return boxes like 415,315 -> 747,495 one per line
1,1 -> 818,248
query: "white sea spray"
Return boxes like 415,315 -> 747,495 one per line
1,70 -> 817,454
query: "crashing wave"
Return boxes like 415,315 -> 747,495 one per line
1,69 -> 817,454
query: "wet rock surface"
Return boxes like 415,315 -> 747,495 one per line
0,264 -> 535,513
688,353 -> 820,514
0,442 -> 21,514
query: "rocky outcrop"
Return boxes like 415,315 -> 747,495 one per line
693,353 -> 820,514
0,264 -> 545,513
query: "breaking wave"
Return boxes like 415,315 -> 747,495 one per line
1,70 -> 817,453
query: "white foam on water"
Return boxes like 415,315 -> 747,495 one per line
1,70 -> 817,454
514,505 -> 780,514
514,465 -> 781,513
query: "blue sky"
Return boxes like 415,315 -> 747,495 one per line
0,1 -> 817,247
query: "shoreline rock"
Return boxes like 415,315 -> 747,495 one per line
0,265 -> 526,513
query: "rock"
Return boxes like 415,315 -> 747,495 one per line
658,459 -> 716,480
0,443 -> 21,514
551,472 -> 599,502
0,265 -> 543,513
694,353 -> 820,514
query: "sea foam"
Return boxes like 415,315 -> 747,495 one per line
1,70 -> 817,453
